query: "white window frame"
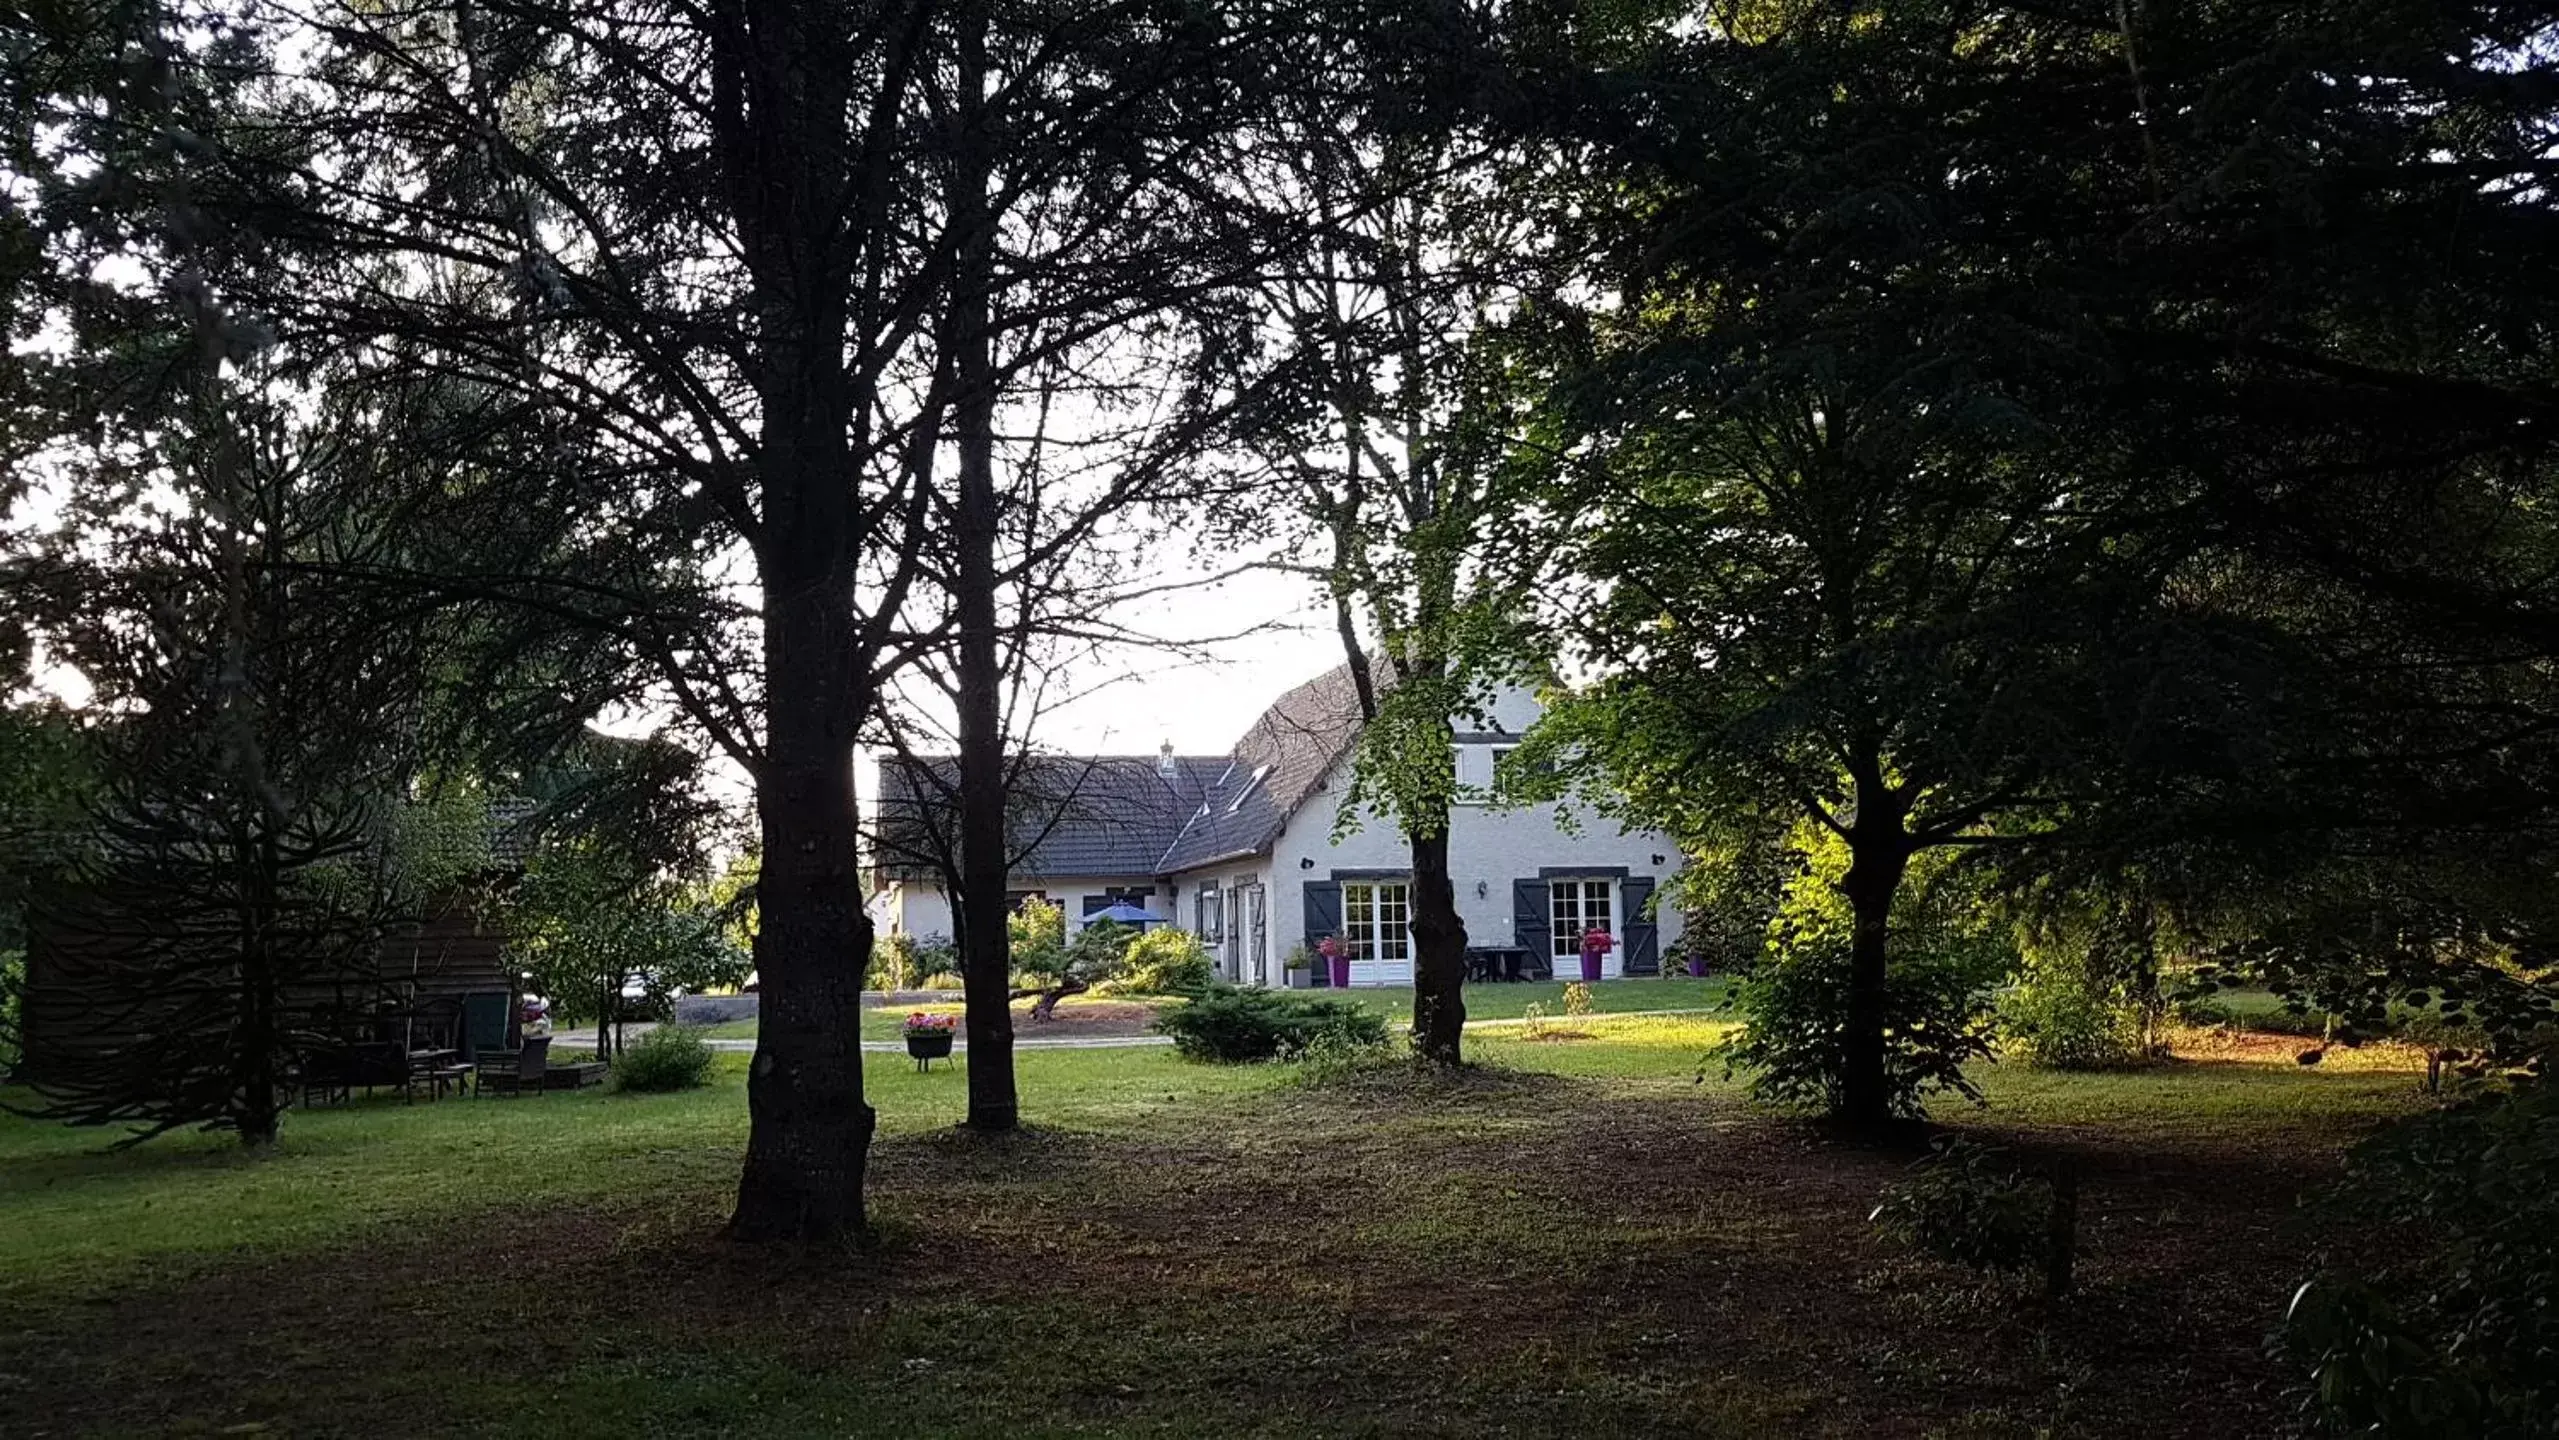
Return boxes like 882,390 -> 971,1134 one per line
1340,880 -> 1414,965
1547,877 -> 1617,960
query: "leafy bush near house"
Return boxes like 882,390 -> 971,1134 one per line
872,933 -> 957,991
868,933 -> 918,991
2282,1075 -> 2559,1439
1114,928 -> 1215,997
611,1024 -> 715,1092
1006,899 -> 1067,983
1871,1138 -> 2054,1274
1153,984 -> 1389,1063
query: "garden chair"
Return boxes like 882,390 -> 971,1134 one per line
474,1036 -> 550,1098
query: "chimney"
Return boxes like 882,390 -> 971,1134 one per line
1157,740 -> 1178,777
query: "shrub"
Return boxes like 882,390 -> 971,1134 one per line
611,1024 -> 715,1092
868,933 -> 918,991
1292,1026 -> 1402,1085
0,948 -> 21,1075
1007,899 -> 1067,980
1871,1138 -> 2054,1274
1998,957 -> 2148,1069
1063,919 -> 1135,987
1115,929 -> 1216,997
871,932 -> 958,991
1152,984 -> 1389,1063
2283,1075 -> 2559,1438
1717,929 -> 2004,1119
1560,981 -> 1594,1018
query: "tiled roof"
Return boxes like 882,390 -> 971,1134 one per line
872,753 -> 1228,882
872,662 -> 1380,884
1155,661 -> 1372,874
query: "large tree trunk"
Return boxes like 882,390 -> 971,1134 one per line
948,0 -> 1017,1133
1837,774 -> 1910,1130
728,253 -> 873,1246
732,589 -> 875,1242
1407,825 -> 1468,1065
717,0 -> 873,1246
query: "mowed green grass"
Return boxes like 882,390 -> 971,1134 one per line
0,1043 -> 1266,1306
693,976 -> 1721,1041
0,1010 -> 2435,1438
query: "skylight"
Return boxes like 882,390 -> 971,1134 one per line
1225,764 -> 1273,814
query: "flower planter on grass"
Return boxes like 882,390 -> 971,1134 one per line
903,1012 -> 958,1070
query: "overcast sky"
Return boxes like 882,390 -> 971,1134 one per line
1012,560 -> 1349,759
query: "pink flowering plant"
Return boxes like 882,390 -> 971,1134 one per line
1316,935 -> 1344,961
1580,927 -> 1615,959
902,1011 -> 960,1036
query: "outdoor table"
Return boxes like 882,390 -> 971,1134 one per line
407,1048 -> 464,1099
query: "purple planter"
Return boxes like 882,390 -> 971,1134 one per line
1686,955 -> 1710,979
1327,956 -> 1352,989
1579,953 -> 1604,984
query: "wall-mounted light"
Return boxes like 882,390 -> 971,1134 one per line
1474,880 -> 1488,899
1300,857 -> 1315,870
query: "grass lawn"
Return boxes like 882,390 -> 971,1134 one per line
692,992 -> 1175,1043
0,1015 -> 2431,1438
692,977 -> 1718,1041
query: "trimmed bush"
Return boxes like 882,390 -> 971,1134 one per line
612,1024 -> 715,1092
1152,984 -> 1389,1063
1717,930 -> 2004,1119
1998,960 -> 2148,1069
1115,929 -> 1215,997
1872,1138 -> 2055,1274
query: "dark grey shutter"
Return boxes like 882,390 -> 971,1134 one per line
1620,877 -> 1660,975
1302,881 -> 1342,984
1513,879 -> 1551,978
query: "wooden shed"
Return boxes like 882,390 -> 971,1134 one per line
13,883 -> 519,1088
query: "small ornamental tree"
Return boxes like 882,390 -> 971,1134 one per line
504,841 -> 749,1060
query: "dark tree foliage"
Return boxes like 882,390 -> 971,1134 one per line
1511,1 -> 2559,1124
10,725 -> 395,1148
4,385 -> 434,1147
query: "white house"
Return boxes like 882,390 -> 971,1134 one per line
868,663 -> 1684,986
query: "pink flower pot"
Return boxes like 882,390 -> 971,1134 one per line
1579,953 -> 1603,984
1686,956 -> 1710,978
1328,956 -> 1352,988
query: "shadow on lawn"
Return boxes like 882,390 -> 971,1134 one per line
0,1062 -> 2416,1439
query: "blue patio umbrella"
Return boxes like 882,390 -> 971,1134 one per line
1085,902 -> 1168,927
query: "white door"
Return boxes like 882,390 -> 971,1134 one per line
1549,878 -> 1622,979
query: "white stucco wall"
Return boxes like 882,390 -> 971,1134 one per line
1242,685 -> 1686,986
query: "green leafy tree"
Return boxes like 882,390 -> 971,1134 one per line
505,842 -> 748,1059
